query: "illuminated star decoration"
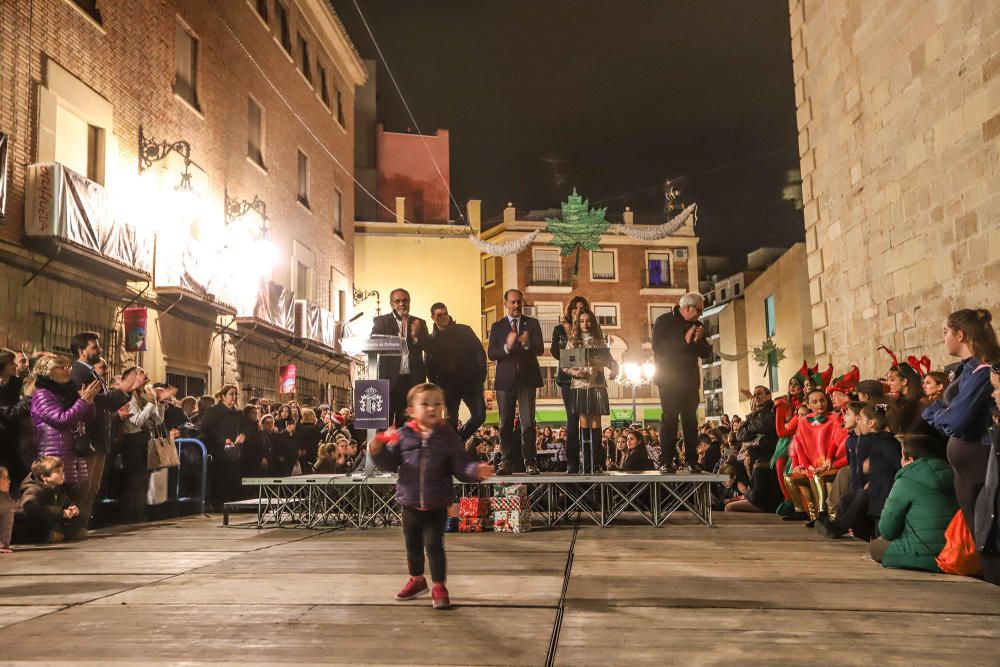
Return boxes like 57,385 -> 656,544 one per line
544,188 -> 608,273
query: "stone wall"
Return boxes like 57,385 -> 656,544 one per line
790,0 -> 1000,371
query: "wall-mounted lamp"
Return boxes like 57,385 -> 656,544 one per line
224,188 -> 268,225
138,125 -> 193,191
353,287 -> 381,316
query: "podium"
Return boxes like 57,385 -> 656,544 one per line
344,335 -> 408,475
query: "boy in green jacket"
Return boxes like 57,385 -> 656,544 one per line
869,435 -> 958,572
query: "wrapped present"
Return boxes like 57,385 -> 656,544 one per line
490,496 -> 531,512
493,510 -> 531,533
444,517 -> 459,533
492,483 -> 528,497
458,517 -> 486,533
448,503 -> 460,518
459,496 -> 490,518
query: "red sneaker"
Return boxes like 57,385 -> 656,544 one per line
395,577 -> 428,601
432,584 -> 451,610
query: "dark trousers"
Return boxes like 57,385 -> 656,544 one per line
834,487 -> 876,540
949,437 -> 1000,585
444,381 -> 486,441
658,383 -> 700,466
120,432 -> 150,523
389,375 -> 415,427
559,384 -> 580,470
402,506 -> 448,582
496,384 -> 537,470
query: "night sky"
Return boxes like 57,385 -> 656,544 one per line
331,0 -> 804,261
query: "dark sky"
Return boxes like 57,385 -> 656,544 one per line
331,0 -> 805,261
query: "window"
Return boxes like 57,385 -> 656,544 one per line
254,0 -> 268,22
296,260 -> 311,299
593,304 -> 619,328
69,0 -> 103,24
531,247 -> 562,284
720,287 -> 727,301
646,252 -> 671,287
482,256 -> 495,286
55,107 -> 104,182
297,33 -> 312,83
297,150 -> 309,207
247,97 -> 264,167
648,304 -> 672,340
333,189 -> 343,235
338,289 -> 347,321
275,2 -> 291,53
535,303 -> 563,343
335,87 -> 345,126
165,371 -> 206,398
319,64 -> 330,107
734,282 -> 741,296
590,250 -> 616,280
174,20 -> 199,109
764,294 -> 778,392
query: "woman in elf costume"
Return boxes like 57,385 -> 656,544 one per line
772,364 -> 807,516
787,385 -> 849,526
823,366 -> 860,516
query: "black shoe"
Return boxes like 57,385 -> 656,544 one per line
657,465 -> 672,473
566,466 -> 580,475
813,515 -> 845,539
805,520 -> 816,528
685,464 -> 703,474
526,464 -> 540,475
495,465 -> 512,476
782,512 -> 809,521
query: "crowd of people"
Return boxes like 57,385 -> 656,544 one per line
2,304 -> 998,588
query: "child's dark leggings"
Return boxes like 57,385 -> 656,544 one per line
402,506 -> 448,582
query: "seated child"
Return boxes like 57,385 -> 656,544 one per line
370,383 -> 493,610
869,435 -> 958,571
787,389 -> 848,525
816,402 -> 870,539
724,448 -> 783,513
14,457 -> 81,544
861,403 -> 903,527
1,466 -> 15,553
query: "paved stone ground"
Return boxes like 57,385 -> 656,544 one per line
1,512 -> 998,665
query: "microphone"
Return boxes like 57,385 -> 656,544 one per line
348,311 -> 364,323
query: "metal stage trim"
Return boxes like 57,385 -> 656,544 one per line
230,473 -> 727,529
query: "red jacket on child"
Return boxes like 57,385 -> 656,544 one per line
790,412 -> 848,474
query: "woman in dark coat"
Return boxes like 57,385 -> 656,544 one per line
200,385 -> 244,508
621,430 -> 654,471
292,407 -> 323,472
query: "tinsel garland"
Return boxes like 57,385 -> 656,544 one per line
615,203 -> 697,240
468,230 -> 541,256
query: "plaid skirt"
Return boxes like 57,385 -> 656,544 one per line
571,386 -> 610,416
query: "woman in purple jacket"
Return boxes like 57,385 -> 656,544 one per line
371,383 -> 493,610
30,355 -> 100,498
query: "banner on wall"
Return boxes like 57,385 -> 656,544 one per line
279,364 -> 297,394
123,307 -> 148,351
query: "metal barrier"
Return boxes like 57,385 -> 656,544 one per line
174,438 -> 209,515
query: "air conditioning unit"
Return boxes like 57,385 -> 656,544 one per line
673,248 -> 689,260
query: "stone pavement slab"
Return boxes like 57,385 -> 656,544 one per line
0,550 -> 240,575
0,574 -> 170,605
0,606 -> 65,629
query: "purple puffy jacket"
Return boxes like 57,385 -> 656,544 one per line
371,422 -> 481,510
31,388 -> 94,486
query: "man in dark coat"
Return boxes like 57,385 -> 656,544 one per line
487,289 -> 544,475
652,294 -> 712,472
370,288 -> 431,427
69,332 -> 137,527
426,302 -> 487,441
736,386 -> 779,461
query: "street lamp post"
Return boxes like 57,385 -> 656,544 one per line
617,360 -> 656,425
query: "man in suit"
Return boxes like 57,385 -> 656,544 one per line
370,288 -> 431,426
487,289 -> 544,475
69,331 -> 140,528
651,293 -> 713,473
426,302 -> 487,441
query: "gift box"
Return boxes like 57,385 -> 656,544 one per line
458,517 -> 486,533
444,517 -> 459,533
492,510 -> 531,533
493,483 -> 528,497
459,496 -> 490,518
490,496 -> 531,512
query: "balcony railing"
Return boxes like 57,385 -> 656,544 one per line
641,268 -> 686,290
528,260 -> 570,286
539,318 -> 562,343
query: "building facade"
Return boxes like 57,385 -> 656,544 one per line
0,0 -> 365,405
479,203 -> 700,425
789,0 -> 1000,371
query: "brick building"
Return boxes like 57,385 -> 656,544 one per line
374,124 -> 451,224
789,0 -> 1000,371
479,201 -> 700,424
0,0 -> 365,404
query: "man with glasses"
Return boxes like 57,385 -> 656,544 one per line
652,293 -> 713,473
735,385 -> 779,463
370,288 -> 431,427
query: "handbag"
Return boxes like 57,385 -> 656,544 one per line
936,509 -> 982,576
146,467 -> 169,505
147,422 -> 180,472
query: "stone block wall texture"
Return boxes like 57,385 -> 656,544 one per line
790,0 -> 1000,372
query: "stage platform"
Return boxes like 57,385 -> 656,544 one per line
230,472 -> 728,529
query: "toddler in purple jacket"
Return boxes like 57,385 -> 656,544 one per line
371,383 -> 493,609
